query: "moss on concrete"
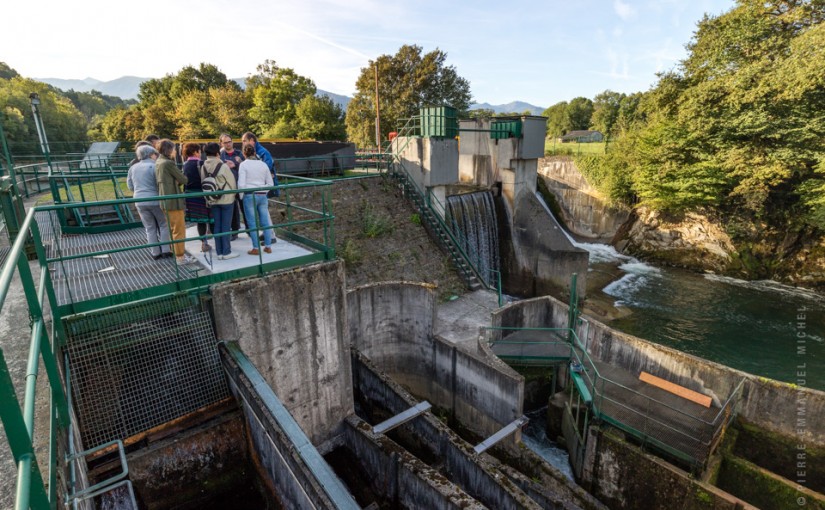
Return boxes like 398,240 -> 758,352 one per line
734,420 -> 825,493
717,454 -> 824,510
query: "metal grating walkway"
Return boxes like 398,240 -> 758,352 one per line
36,212 -> 202,306
65,295 -> 228,449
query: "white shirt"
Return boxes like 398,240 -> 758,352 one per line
238,159 -> 274,198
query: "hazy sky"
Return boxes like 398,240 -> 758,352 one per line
3,0 -> 734,107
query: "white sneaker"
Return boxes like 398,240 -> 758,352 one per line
178,254 -> 198,265
223,252 -> 240,260
217,255 -> 224,260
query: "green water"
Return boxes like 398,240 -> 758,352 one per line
580,243 -> 825,390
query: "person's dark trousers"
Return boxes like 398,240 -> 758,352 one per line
212,204 -> 235,256
231,195 -> 247,237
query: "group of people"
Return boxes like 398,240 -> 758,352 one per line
126,132 -> 278,265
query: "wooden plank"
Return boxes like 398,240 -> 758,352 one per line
639,371 -> 712,408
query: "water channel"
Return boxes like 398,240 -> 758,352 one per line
577,242 -> 825,390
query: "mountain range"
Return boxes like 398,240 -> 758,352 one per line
35,76 -> 544,115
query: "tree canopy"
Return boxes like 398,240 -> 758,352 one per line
98,60 -> 344,142
345,45 -> 472,147
0,64 -> 87,151
574,0 -> 825,230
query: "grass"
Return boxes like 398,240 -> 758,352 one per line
360,201 -> 393,238
36,177 -> 131,205
544,140 -> 606,156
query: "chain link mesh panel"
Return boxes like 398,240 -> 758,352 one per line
65,294 -> 228,449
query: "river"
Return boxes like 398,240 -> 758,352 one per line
576,242 -> 825,391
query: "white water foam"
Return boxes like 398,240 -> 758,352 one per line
574,241 -> 633,265
703,274 -> 825,304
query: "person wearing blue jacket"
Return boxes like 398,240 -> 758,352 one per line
242,132 -> 280,197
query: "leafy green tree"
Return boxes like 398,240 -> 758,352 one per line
169,63 -> 236,100
567,97 -> 594,131
346,45 -> 472,147
590,90 -> 624,137
0,62 -> 20,80
543,101 -> 570,137
295,95 -> 346,140
248,61 -> 316,136
0,77 -> 87,147
207,86 -> 253,138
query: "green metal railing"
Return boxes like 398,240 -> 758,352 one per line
0,166 -> 338,507
384,115 -> 497,293
0,201 -> 70,510
486,323 -> 745,469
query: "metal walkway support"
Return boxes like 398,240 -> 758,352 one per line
473,416 -> 529,454
372,401 -> 432,435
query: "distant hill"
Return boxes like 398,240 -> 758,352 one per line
36,76 -> 540,116
470,101 -> 545,116
37,75 -> 351,110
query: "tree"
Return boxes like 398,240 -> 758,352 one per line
345,45 -> 472,147
169,63 -> 235,100
247,61 -> 316,136
294,95 -> 346,141
543,101 -> 570,137
0,77 -> 87,148
0,62 -> 20,80
567,97 -> 594,131
590,90 -> 624,138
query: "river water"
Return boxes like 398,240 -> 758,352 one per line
576,242 -> 825,390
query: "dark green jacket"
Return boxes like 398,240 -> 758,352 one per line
155,155 -> 188,211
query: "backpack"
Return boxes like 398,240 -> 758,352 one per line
201,162 -> 226,207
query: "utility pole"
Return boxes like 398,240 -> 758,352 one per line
374,63 -> 381,151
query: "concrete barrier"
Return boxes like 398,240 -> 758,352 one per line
340,415 -> 486,509
352,352 -> 542,509
211,261 -> 354,446
347,282 -> 524,448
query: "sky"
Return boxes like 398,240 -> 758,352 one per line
2,0 -> 735,108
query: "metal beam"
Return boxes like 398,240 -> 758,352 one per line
372,401 -> 432,435
473,416 -> 529,455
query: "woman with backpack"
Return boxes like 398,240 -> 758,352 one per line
201,142 -> 238,260
181,142 -> 212,253
238,144 -> 275,255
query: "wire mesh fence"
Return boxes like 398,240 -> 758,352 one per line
64,294 -> 228,449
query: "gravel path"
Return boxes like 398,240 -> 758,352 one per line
1,260 -> 52,509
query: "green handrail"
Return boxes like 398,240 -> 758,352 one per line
0,204 -> 69,510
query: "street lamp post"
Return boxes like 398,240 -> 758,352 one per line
29,93 -> 53,171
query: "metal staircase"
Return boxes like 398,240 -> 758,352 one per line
388,167 -> 483,290
385,117 -> 487,291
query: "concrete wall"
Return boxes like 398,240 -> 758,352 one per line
347,282 -> 523,446
352,352 -> 541,509
458,118 -> 539,207
396,137 -> 459,192
492,295 -> 825,448
538,157 -> 630,240
341,415 -> 486,509
590,430 -> 755,510
211,261 -> 353,445
500,187 -> 589,299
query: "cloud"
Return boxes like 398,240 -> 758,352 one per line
614,0 -> 637,21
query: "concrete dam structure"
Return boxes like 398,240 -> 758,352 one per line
2,109 -> 823,510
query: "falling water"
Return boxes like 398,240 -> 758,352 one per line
445,191 -> 500,287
